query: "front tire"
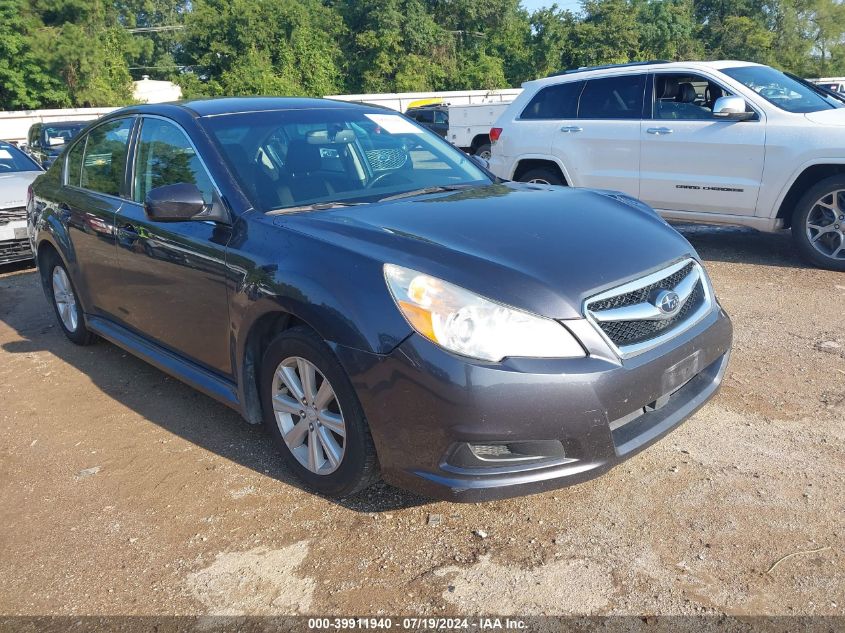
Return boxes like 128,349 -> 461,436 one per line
45,253 -> 96,345
517,167 -> 564,186
791,176 -> 845,271
260,327 -> 379,497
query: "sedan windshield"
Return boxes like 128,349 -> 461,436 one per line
722,65 -> 843,113
202,108 -> 490,212
0,144 -> 41,173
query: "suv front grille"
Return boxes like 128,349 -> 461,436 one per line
0,206 -> 26,225
584,259 -> 712,358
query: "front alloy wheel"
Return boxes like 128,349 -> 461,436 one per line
260,327 -> 379,497
792,176 -> 845,271
271,356 -> 346,475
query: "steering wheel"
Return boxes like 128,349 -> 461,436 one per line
366,171 -> 406,189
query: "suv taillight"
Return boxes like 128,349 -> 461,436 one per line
489,127 -> 503,143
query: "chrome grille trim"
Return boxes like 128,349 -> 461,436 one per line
0,206 -> 26,225
583,258 -> 714,359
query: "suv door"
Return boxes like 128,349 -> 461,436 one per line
552,73 -> 645,197
114,116 -> 232,376
639,71 -> 766,217
60,117 -> 133,316
431,109 -> 449,138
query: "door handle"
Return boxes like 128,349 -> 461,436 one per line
646,127 -> 673,135
560,125 -> 583,133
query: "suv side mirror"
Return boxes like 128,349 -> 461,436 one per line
145,183 -> 206,222
713,96 -> 754,121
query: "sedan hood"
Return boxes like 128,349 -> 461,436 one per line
276,183 -> 696,319
0,171 -> 40,207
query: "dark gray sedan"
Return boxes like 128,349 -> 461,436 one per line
28,97 -> 732,501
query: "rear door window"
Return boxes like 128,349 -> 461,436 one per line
578,75 -> 646,119
520,81 -> 584,119
80,118 -> 134,197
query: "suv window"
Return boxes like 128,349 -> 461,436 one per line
433,110 -> 448,124
133,117 -> 215,205
66,138 -> 86,187
413,110 -> 434,124
521,81 -> 584,119
653,73 -> 733,120
578,75 -> 645,120
80,118 -> 133,197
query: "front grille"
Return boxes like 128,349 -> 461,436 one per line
598,282 -> 705,346
589,262 -> 695,312
0,238 -> 32,262
584,259 -> 711,357
366,148 -> 408,171
0,206 -> 26,224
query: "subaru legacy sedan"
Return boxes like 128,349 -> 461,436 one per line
28,98 -> 732,501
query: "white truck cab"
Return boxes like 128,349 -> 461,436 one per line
489,60 -> 845,270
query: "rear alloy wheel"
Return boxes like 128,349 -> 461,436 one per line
792,176 -> 845,271
261,327 -> 379,497
474,143 -> 492,161
518,167 -> 564,186
46,256 -> 96,345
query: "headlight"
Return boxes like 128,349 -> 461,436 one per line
383,264 -> 585,362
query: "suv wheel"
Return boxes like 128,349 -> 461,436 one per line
474,143 -> 492,161
260,327 -> 379,497
518,168 -> 564,186
792,176 -> 845,271
45,254 -> 96,345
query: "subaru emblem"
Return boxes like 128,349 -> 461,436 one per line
654,289 -> 680,315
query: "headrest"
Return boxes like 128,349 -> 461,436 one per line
660,77 -> 679,99
677,83 -> 697,103
286,140 -> 322,175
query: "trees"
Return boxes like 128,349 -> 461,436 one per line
3,0 -> 845,111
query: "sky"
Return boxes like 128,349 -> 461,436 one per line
520,0 -> 583,13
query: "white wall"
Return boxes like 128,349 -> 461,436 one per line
0,107 -> 116,144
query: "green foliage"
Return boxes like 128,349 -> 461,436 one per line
4,0 -> 845,111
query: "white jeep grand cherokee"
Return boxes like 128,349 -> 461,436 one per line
488,60 -> 845,270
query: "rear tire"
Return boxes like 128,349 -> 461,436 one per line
791,176 -> 845,271
474,143 -> 492,161
44,253 -> 96,346
517,167 -> 564,186
260,326 -> 380,497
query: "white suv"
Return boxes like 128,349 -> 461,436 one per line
489,60 -> 845,270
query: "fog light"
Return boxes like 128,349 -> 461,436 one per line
471,444 -> 513,458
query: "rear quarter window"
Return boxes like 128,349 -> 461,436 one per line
520,81 -> 584,119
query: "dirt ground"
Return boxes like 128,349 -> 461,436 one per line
0,224 -> 843,620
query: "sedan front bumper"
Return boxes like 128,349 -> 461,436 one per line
334,304 -> 732,502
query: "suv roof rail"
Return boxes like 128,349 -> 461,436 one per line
547,60 -> 671,78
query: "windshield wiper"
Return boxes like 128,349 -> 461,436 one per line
378,184 -> 473,202
267,201 -> 368,215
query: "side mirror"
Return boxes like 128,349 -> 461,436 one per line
469,154 -> 490,170
713,96 -> 754,121
145,183 -> 206,222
